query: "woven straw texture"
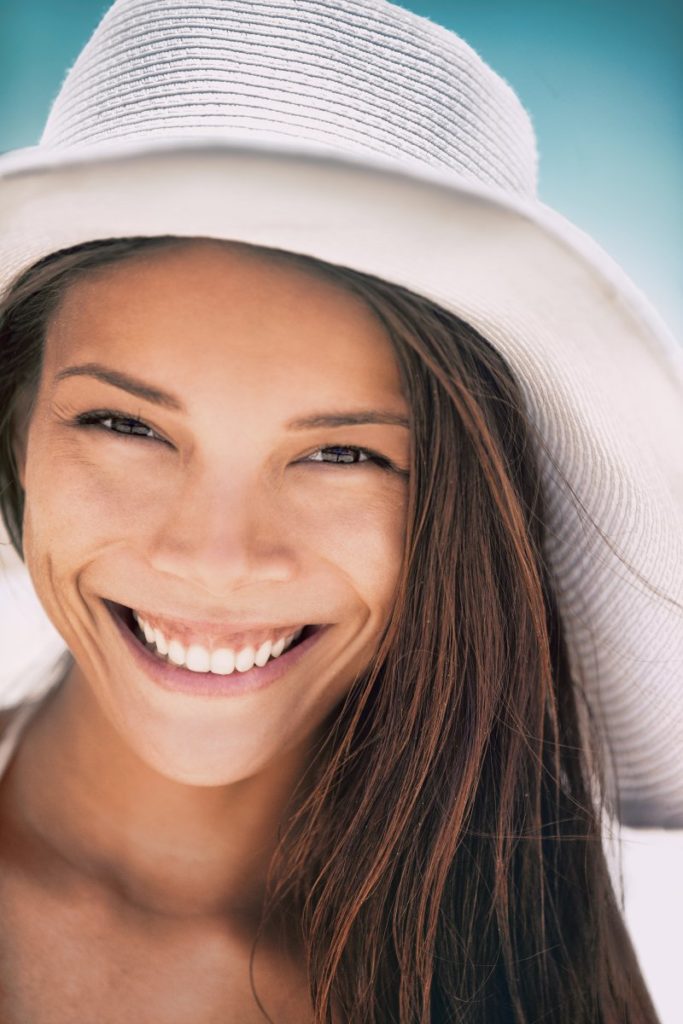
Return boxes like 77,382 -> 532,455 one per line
39,0 -> 537,195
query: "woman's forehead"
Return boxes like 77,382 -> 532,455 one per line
42,242 -> 408,406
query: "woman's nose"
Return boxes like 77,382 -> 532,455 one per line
144,467 -> 295,596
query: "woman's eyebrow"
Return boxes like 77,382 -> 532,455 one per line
54,362 -> 184,411
53,362 -> 410,429
286,411 -> 410,430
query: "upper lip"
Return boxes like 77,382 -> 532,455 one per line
106,600 -> 320,649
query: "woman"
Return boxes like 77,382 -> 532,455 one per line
0,1 -> 680,1021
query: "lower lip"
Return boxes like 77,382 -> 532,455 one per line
106,602 -> 328,698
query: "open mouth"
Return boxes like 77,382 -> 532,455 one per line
105,598 -> 319,675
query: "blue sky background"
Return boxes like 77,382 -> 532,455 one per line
1,0 -> 681,337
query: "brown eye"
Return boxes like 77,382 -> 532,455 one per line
308,446 -> 372,466
304,446 -> 402,472
74,410 -> 163,442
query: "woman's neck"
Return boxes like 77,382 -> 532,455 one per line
2,661 -> 319,924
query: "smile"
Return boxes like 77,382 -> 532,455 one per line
104,600 -> 328,698
132,608 -> 311,674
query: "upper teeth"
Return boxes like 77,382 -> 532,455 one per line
132,611 -> 304,675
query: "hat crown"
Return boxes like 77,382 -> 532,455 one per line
39,0 -> 538,197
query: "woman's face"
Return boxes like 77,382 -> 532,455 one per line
14,240 -> 411,784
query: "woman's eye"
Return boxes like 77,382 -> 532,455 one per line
72,411 -> 405,474
304,446 -> 392,469
73,410 -> 163,442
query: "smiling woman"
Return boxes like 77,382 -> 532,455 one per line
0,233 -> 663,1022
0,0 -> 680,1021
6,237 -> 414,776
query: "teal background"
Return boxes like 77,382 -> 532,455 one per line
1,0 -> 681,336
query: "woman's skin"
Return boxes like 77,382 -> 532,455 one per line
0,240 -> 411,1017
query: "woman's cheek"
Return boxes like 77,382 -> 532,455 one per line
26,436 -> 170,556
292,479 -> 408,591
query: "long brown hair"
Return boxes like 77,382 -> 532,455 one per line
0,236 -> 661,1023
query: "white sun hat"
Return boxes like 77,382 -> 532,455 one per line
0,0 -> 681,827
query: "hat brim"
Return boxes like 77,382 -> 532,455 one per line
0,133 -> 682,826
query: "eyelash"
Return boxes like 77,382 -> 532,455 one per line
71,409 -> 404,473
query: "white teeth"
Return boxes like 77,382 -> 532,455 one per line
131,611 -> 305,674
254,639 -> 273,667
153,628 -> 169,655
167,639 -> 186,667
234,645 -> 256,672
210,648 -> 236,676
271,636 -> 287,658
185,643 -> 211,673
